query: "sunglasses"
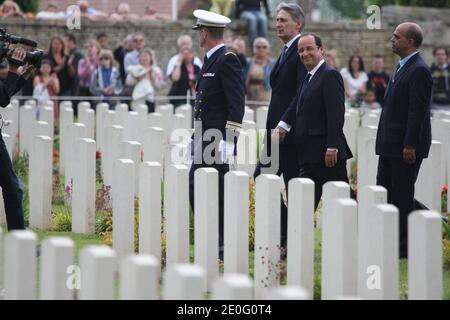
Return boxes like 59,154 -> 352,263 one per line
256,46 -> 268,49
100,57 -> 110,60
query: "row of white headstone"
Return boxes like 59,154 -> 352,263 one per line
0,174 -> 443,299
0,227 -> 312,300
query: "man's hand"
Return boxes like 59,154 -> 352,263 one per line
325,149 -> 338,168
403,146 -> 416,164
20,64 -> 37,80
272,126 -> 287,143
8,47 -> 27,74
103,87 -> 113,95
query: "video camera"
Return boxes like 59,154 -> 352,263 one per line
0,28 -> 43,68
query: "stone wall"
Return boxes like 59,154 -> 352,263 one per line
1,5 -> 448,93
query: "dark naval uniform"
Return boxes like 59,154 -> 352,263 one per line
189,45 -> 245,257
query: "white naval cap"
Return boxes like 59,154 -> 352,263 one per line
192,9 -> 231,30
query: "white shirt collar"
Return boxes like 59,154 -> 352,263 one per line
284,33 -> 301,49
206,43 -> 225,59
307,59 -> 326,81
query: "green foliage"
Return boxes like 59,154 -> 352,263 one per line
9,0 -> 40,13
369,0 -> 450,8
328,0 -> 367,19
52,205 -> 72,232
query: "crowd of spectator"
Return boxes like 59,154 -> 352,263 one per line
1,0 -> 172,22
2,0 -> 448,116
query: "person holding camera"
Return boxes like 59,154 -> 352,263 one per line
1,46 -> 36,230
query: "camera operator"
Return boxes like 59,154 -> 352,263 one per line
1,46 -> 37,230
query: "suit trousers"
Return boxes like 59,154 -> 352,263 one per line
376,156 -> 427,258
299,160 -> 349,210
189,162 -> 229,258
254,144 -> 300,248
0,133 -> 25,230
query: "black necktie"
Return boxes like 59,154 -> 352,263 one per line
204,55 -> 208,64
279,46 -> 288,63
299,73 -> 312,99
296,73 -> 312,114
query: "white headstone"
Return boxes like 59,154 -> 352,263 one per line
357,126 -> 378,190
4,230 -> 37,300
121,140 -> 141,196
194,168 -> 219,291
103,125 -> 123,187
95,103 -> 109,151
112,159 -> 135,258
357,186 -> 387,298
65,123 -> 86,192
321,198 -> 358,300
163,264 -> 205,300
29,136 -> 53,230
124,111 -> 140,143
139,162 -> 162,263
19,105 -> 34,155
147,112 -> 163,130
72,138 -> 96,234
408,210 -> 443,300
79,245 -> 116,300
254,174 -> 282,299
143,127 -> 165,166
287,178 -> 315,295
164,165 -> 189,267
120,254 -> 160,300
59,107 -> 74,175
416,141 -> 442,211
212,274 -> 253,300
265,286 -> 311,300
224,171 -> 249,275
40,237 -> 75,300
366,204 -> 399,300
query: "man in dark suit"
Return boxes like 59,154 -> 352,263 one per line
189,10 -> 245,260
254,2 -> 307,249
274,33 -> 353,210
375,23 -> 432,258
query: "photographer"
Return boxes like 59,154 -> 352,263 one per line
1,46 -> 37,230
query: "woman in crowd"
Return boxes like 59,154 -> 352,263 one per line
340,55 -> 368,106
126,48 -> 164,112
243,37 -> 274,104
77,39 -> 101,111
43,36 -> 74,119
325,49 -> 340,70
0,0 -> 23,18
33,59 -> 60,118
90,49 -> 122,110
168,45 -> 200,109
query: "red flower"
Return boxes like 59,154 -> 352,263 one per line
96,150 -> 101,159
443,185 -> 448,193
53,156 -> 58,164
53,150 -> 59,156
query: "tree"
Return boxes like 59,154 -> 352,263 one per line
5,0 -> 40,13
328,0 -> 367,19
369,0 -> 450,8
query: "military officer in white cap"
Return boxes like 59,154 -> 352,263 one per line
189,9 -> 245,261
